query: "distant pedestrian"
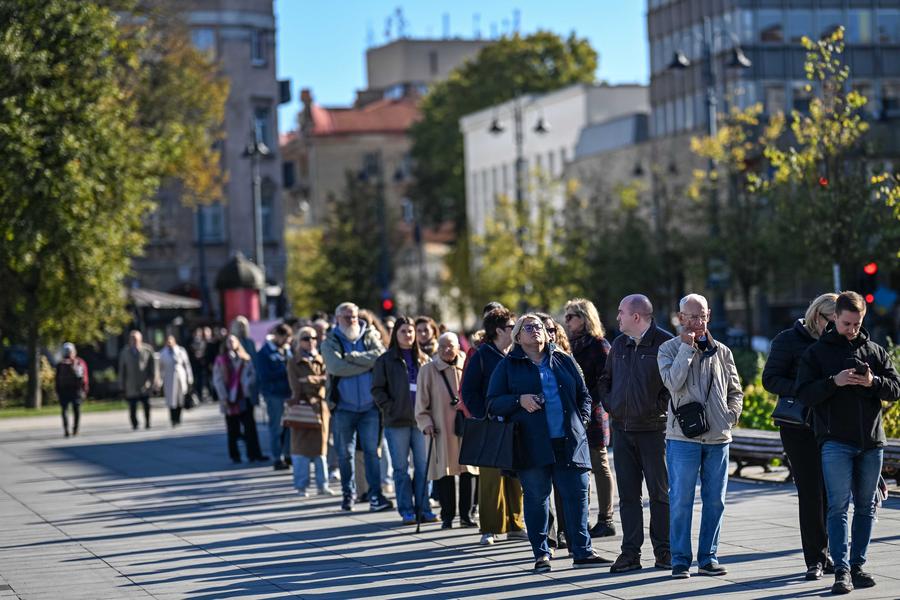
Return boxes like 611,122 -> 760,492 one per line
563,298 -> 615,539
598,294 -> 673,573
214,334 -> 267,464
55,342 -> 87,438
797,291 -> 900,595
762,293 -> 837,581
658,294 -> 743,579
118,330 -> 157,430
286,326 -> 333,497
189,328 -> 207,402
257,323 -> 294,471
415,316 -> 440,357
159,335 -> 193,427
231,316 -> 260,407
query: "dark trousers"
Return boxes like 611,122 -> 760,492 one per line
127,395 -> 150,429
613,427 -> 670,560
436,473 -> 477,524
226,408 -> 264,461
60,398 -> 81,434
781,425 -> 829,568
169,407 -> 182,426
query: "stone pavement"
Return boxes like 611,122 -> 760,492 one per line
0,402 -> 898,600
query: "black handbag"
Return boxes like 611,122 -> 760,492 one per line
458,416 -> 520,470
670,398 -> 709,439
772,396 -> 810,428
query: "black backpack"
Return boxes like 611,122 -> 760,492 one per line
57,361 -> 84,397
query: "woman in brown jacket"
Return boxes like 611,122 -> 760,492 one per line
286,326 -> 333,497
416,332 -> 479,528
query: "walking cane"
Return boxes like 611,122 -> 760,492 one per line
417,429 -> 438,533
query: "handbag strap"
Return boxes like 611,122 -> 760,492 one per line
438,368 -> 460,404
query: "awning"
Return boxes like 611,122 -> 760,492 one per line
129,288 -> 202,310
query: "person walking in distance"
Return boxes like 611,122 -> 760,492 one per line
598,294 -> 673,573
56,342 -> 88,437
119,330 -> 157,430
159,335 -> 193,427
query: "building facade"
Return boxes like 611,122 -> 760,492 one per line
133,0 -> 286,319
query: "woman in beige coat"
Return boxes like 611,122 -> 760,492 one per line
416,332 -> 478,529
286,327 -> 333,497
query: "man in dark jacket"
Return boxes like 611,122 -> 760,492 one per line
598,294 -> 673,573
797,291 -> 900,595
257,323 -> 293,470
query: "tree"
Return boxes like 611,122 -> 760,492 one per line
0,0 -> 227,408
284,222 -> 329,318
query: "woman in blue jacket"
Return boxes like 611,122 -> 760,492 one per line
487,313 -> 614,573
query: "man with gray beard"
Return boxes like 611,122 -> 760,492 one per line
322,302 -> 390,512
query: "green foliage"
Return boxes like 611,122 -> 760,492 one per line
738,375 -> 778,431
883,340 -> 900,439
284,222 -> 330,317
732,348 -> 765,388
0,358 -> 56,408
409,31 -> 598,228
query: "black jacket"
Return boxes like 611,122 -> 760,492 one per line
460,341 -> 507,419
597,322 -> 673,432
371,346 -> 426,428
762,319 -> 816,428
796,324 -> 900,449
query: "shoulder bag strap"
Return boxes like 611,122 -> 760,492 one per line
438,368 -> 459,403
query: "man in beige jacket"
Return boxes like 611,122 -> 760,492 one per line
416,332 -> 478,529
657,294 -> 743,580
119,330 -> 158,430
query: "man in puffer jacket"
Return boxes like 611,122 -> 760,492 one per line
797,291 -> 900,595
657,294 -> 743,580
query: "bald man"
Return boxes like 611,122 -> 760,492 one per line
597,294 -> 674,573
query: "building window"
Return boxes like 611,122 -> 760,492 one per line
736,10 -> 754,44
282,161 -> 295,189
253,106 -> 271,147
792,82 -> 812,114
884,82 -> 900,118
429,51 -> 438,76
847,10 -> 873,44
817,10 -> 843,41
765,84 -> 786,114
786,10 -> 813,44
877,9 -> 900,44
757,10 -> 783,44
191,28 -> 216,57
250,30 -> 266,66
261,178 -> 276,242
196,202 -> 225,243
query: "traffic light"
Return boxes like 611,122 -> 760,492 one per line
861,262 -> 878,304
381,294 -> 395,317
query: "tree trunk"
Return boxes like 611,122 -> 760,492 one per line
25,319 -> 42,409
832,262 -> 842,292
740,281 -> 755,340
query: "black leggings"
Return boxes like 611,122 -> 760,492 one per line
61,399 -> 81,434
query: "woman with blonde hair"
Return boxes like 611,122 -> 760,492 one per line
214,334 -> 266,464
762,293 -> 838,580
563,298 -> 615,538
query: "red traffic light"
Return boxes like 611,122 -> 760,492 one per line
818,176 -> 829,187
381,298 -> 394,312
865,293 -> 875,304
863,262 -> 878,276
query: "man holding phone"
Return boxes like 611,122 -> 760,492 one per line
797,291 -> 900,595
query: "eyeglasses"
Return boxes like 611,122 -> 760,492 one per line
522,323 -> 544,333
300,336 -> 317,341
564,313 -> 579,321
503,324 -> 515,330
681,313 -> 709,323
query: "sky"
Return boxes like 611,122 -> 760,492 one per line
274,1 -> 648,133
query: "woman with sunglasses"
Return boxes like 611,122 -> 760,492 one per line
762,293 -> 838,580
286,326 -> 333,496
487,314 -> 614,573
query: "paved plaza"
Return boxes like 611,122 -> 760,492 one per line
0,402 -> 898,600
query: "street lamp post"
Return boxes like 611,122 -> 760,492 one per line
669,17 -> 751,341
243,125 -> 271,312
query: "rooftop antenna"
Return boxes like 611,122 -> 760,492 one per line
512,9 -> 521,34
384,15 -> 392,41
442,13 -> 450,39
395,7 -> 407,38
473,13 -> 481,39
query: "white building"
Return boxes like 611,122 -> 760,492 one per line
459,83 -> 649,236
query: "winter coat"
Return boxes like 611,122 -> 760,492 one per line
256,340 -> 292,399
55,358 -> 88,404
797,324 -> 900,449
597,322 -> 673,433
213,353 -> 256,416
487,344 -> 593,470
658,334 -> 744,444
762,319 -> 817,429
570,333 -> 611,446
321,324 -> 385,413
372,345 -> 428,428
160,345 -> 193,409
459,341 -> 507,418
415,354 -> 478,480
287,352 -> 330,457
118,344 -> 157,399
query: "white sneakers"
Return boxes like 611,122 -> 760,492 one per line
480,534 -> 496,545
317,487 -> 337,496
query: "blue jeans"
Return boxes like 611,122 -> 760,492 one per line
518,460 -> 593,560
263,394 -> 287,460
384,426 -> 429,516
333,407 -> 382,499
821,441 -> 883,571
292,454 -> 326,490
667,439 -> 729,568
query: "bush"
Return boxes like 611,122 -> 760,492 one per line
884,340 -> 900,439
738,374 -> 778,431
732,348 -> 765,387
0,357 -> 57,408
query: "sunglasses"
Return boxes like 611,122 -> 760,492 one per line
300,336 -> 317,341
522,323 -> 544,333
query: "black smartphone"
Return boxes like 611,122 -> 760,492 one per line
845,358 -> 869,375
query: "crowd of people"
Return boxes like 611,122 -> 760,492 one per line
54,289 -> 898,594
